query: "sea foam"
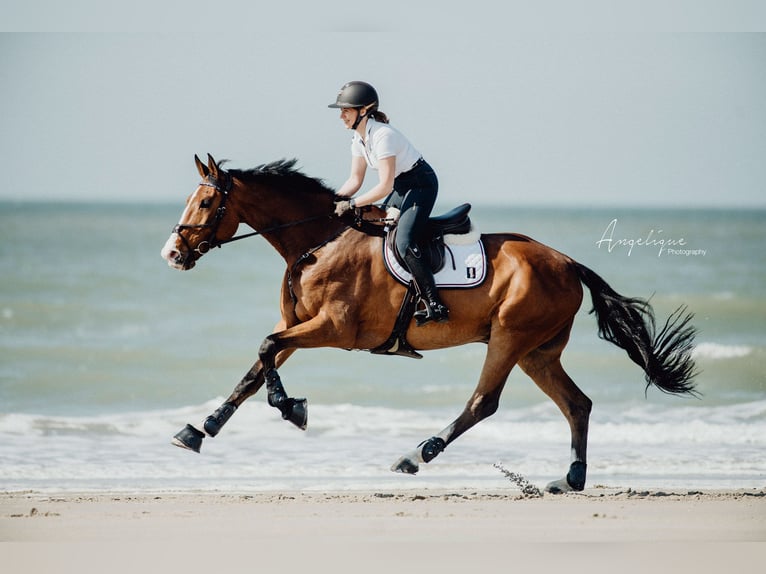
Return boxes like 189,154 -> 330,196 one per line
692,343 -> 753,360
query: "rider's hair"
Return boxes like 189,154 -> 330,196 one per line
368,109 -> 389,124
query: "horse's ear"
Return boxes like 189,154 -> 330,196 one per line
207,154 -> 219,180
195,154 -> 209,178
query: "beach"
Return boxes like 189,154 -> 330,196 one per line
2,204 -> 764,572
3,31 -> 764,574
2,488 -> 764,573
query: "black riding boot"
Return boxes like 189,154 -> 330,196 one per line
404,248 -> 449,326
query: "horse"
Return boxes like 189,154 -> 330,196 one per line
160,154 -> 698,493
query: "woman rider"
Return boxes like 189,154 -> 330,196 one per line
330,81 -> 449,325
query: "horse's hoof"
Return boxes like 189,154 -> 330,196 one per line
545,461 -> 587,493
391,456 -> 419,474
172,424 -> 205,453
544,477 -> 573,494
283,397 -> 308,430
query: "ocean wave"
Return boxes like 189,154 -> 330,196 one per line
692,342 -> 753,360
1,398 -> 765,492
2,398 -> 764,443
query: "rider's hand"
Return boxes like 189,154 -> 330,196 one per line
334,199 -> 355,217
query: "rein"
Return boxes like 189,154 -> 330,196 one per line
219,209 -> 394,246
172,174 -> 335,256
216,214 -> 335,248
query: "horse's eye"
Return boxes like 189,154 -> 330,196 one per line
200,198 -> 212,209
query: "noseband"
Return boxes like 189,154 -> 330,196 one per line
172,173 -> 233,263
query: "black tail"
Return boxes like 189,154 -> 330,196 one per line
575,262 -> 699,397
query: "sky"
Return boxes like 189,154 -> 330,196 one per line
1,12 -> 765,208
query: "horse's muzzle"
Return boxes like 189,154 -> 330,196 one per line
161,233 -> 196,270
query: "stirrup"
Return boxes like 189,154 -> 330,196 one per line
413,298 -> 449,326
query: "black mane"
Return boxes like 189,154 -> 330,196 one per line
227,159 -> 337,198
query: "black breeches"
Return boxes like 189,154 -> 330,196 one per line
386,160 -> 438,256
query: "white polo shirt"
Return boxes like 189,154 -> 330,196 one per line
351,118 -> 422,177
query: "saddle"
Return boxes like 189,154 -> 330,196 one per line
385,203 -> 473,273
371,203 -> 476,360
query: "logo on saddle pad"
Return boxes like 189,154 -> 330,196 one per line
383,237 -> 487,288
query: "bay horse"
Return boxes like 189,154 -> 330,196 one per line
161,154 -> 697,493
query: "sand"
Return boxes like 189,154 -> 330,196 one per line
2,488 -> 764,574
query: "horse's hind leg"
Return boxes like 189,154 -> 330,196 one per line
519,341 -> 592,493
391,330 -> 521,474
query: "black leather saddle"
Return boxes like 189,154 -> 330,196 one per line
385,203 -> 472,273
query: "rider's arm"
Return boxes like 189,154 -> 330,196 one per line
336,155 -> 367,198
351,156 -> 395,208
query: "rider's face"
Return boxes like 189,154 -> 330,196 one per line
340,107 -> 360,130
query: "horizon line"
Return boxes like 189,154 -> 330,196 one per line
2,197 -> 765,211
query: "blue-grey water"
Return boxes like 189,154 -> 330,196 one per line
1,201 -> 764,492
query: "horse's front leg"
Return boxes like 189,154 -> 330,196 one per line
259,336 -> 308,430
173,314 -> 345,452
254,312 -> 357,429
171,344 -> 296,453
202,339 -> 307,435
171,360 -> 265,452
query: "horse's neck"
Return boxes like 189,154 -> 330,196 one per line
235,183 -> 346,265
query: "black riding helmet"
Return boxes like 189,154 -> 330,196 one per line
328,81 -> 379,109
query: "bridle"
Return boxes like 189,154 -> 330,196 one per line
172,173 -> 234,259
171,172 -> 339,265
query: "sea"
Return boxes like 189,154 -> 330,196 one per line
1,201 -> 764,494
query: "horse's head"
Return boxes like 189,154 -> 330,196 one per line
161,154 -> 240,270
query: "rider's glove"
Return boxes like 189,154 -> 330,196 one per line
334,199 -> 356,217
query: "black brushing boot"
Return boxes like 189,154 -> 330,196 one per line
404,247 -> 449,326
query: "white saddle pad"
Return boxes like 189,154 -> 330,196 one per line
383,237 -> 487,288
